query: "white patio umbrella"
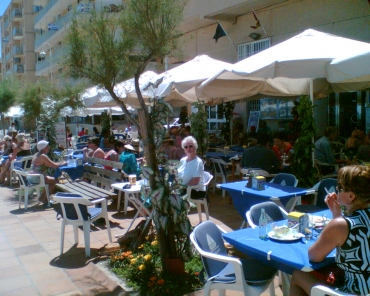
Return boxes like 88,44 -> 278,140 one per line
139,55 -> 232,106
82,71 -> 158,109
327,49 -> 370,92
197,29 -> 370,101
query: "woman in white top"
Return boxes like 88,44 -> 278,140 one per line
177,136 -> 206,200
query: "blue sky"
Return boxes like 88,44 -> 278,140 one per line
0,0 -> 11,16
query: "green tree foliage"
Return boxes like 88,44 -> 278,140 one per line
190,100 -> 209,158
18,81 -> 85,157
0,78 -> 18,135
291,95 -> 317,187
217,101 -> 235,144
63,0 -> 188,267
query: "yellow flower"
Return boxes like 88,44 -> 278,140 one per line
151,240 -> 158,246
145,236 -> 150,240
144,254 -> 152,261
130,259 -> 137,265
138,244 -> 144,249
138,264 -> 145,271
157,279 -> 165,285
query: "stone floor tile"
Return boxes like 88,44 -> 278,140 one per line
0,285 -> 40,296
36,278 -> 79,296
14,244 -> 45,256
29,268 -> 69,286
0,274 -> 33,294
0,265 -> 26,280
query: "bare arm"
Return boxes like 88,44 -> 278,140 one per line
308,217 -> 348,262
187,177 -> 201,186
39,154 -> 67,169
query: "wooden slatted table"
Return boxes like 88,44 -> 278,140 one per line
56,181 -> 117,200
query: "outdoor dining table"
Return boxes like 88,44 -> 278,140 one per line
220,181 -> 315,221
205,151 -> 243,163
55,162 -> 84,180
56,180 -> 117,201
223,209 -> 334,296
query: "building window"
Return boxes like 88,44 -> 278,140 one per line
206,105 -> 225,132
238,38 -> 271,61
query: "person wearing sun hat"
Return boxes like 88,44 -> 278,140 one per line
119,139 -> 143,177
159,133 -> 180,160
27,140 -> 68,205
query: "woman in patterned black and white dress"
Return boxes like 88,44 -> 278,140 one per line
290,165 -> 370,295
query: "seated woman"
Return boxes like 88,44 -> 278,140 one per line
289,165 -> 370,296
0,133 -> 32,186
159,134 -> 178,160
104,140 -> 125,170
28,141 -> 67,205
177,136 -> 205,199
99,129 -> 114,149
119,139 -> 142,177
83,137 -> 105,160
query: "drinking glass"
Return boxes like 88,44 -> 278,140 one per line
304,214 -> 314,240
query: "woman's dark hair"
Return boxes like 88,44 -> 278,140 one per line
273,132 -> 286,141
93,127 -> 99,134
114,140 -> 125,152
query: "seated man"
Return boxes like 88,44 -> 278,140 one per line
315,126 -> 350,173
240,133 -> 282,173
345,127 -> 370,159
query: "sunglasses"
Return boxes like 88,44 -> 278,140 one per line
336,184 -> 345,192
184,145 -> 193,149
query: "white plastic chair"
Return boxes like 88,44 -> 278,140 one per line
314,159 -> 338,181
311,285 -> 354,296
187,171 -> 213,223
269,173 -> 299,212
10,155 -> 33,187
210,158 -> 232,197
14,169 -> 49,210
246,201 -> 288,229
53,193 -> 112,257
190,220 -> 276,296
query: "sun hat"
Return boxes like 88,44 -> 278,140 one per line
37,140 -> 49,151
124,139 -> 143,152
162,133 -> 174,143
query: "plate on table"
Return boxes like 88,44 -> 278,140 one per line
268,230 -> 304,241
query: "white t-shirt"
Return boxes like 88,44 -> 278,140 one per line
177,156 -> 205,190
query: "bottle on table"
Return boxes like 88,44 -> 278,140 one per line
259,208 -> 268,240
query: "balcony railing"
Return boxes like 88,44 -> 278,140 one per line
11,8 -> 22,20
12,27 -> 22,37
13,64 -> 24,73
4,19 -> 10,29
5,52 -> 11,62
12,46 -> 23,55
36,59 -> 50,72
35,9 -> 74,48
35,0 -> 59,24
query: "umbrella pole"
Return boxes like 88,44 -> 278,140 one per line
310,78 -> 315,167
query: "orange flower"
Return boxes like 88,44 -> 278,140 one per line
194,271 -> 199,275
157,279 -> 165,285
150,276 -> 157,281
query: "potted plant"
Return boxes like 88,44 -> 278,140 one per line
140,99 -> 193,274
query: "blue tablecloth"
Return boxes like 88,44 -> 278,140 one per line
223,209 -> 335,274
230,145 -> 246,152
221,181 -> 314,221
71,154 -> 83,160
205,151 -> 242,162
55,164 -> 84,180
75,143 -> 88,149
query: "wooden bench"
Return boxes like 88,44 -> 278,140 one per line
56,157 -> 127,200
83,157 -> 128,190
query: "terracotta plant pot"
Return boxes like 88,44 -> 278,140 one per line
163,258 -> 185,275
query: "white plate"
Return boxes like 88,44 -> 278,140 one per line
267,231 -> 304,241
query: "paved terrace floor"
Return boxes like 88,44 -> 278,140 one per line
0,181 -> 283,296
